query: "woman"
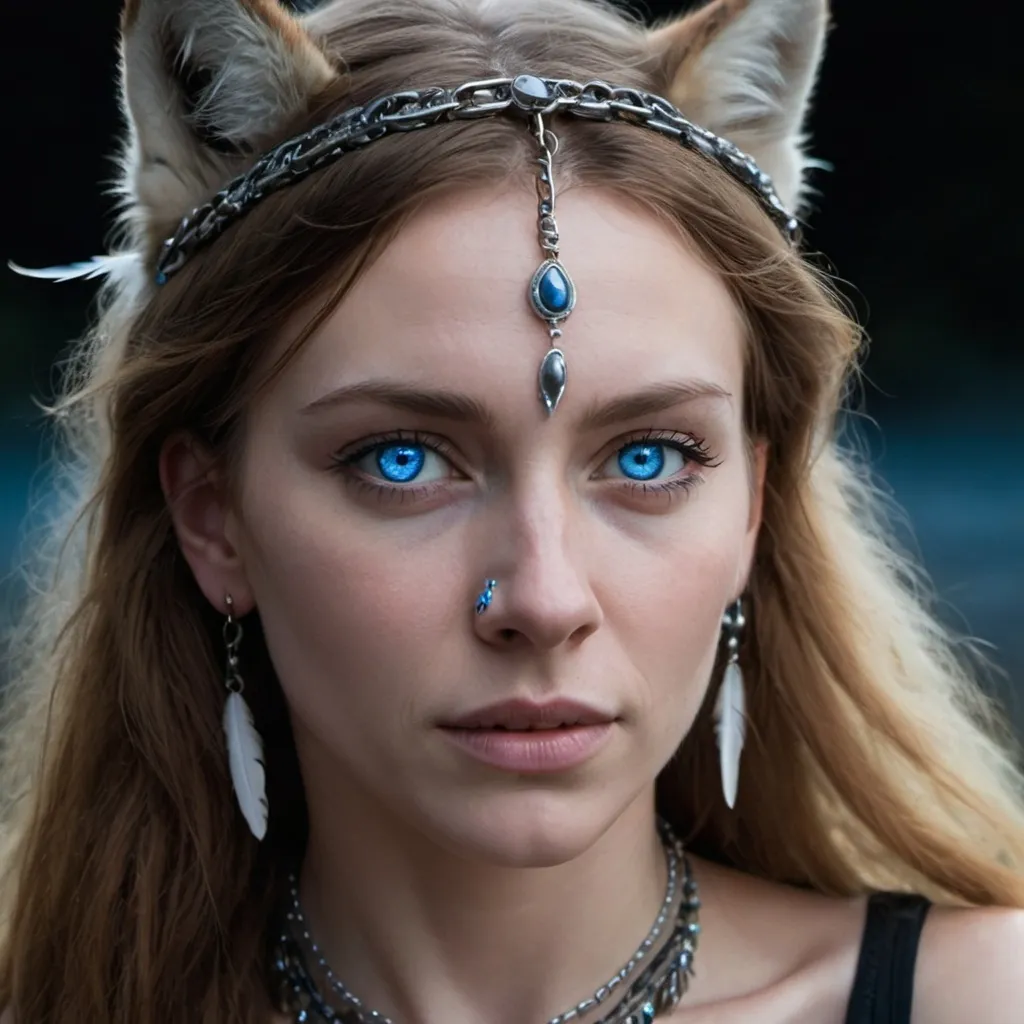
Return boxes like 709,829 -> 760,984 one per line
1,0 -> 1022,1020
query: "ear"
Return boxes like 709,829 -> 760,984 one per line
160,431 -> 256,616
649,0 -> 829,215
736,439 -> 768,595
117,0 -> 339,257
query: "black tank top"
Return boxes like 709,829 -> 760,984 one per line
844,892 -> 932,1023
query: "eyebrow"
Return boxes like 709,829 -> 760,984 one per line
577,379 -> 732,430
300,379 -> 497,429
300,378 -> 731,429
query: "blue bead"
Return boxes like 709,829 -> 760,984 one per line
475,579 -> 496,615
538,264 -> 570,314
155,271 -> 167,285
642,1002 -> 656,1024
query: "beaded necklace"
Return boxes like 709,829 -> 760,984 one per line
270,821 -> 700,1024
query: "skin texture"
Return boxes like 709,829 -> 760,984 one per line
162,187 -> 1024,1023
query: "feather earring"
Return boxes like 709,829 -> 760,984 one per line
714,598 -> 747,810
222,594 -> 268,841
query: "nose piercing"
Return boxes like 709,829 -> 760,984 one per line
474,578 -> 498,615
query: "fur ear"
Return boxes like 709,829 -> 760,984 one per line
649,0 -> 829,215
118,0 -> 338,253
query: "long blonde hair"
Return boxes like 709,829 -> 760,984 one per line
2,0 -> 1023,1020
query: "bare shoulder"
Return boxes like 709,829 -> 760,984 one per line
687,862 -> 1024,1024
913,904 -> 1024,1024
670,856 -> 869,1020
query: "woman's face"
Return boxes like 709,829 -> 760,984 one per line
226,187 -> 764,865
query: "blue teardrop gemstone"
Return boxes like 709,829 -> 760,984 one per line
530,260 -> 575,321
538,264 -> 570,314
641,1002 -> 656,1024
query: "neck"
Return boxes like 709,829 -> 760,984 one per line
297,782 -> 666,1024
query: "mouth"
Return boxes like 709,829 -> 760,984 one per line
440,697 -> 616,731
437,699 -> 617,773
459,722 -> 584,731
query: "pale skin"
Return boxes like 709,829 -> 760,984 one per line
160,188 -> 1024,1024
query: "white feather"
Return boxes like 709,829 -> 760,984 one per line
223,691 -> 268,841
713,661 -> 747,809
7,253 -> 137,283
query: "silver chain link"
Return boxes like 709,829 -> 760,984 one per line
531,113 -> 561,260
156,76 -> 797,282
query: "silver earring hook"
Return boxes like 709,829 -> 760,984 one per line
223,593 -> 245,694
721,597 -> 745,662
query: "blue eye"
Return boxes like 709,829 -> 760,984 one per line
614,441 -> 683,482
337,434 -> 455,491
376,443 -> 425,482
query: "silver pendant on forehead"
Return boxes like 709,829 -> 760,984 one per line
510,75 -> 577,416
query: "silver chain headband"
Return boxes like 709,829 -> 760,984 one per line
156,74 -> 798,413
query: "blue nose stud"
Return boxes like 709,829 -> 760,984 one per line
475,579 -> 498,615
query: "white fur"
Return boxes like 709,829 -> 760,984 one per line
118,0 -> 337,252
174,1 -> 325,145
660,0 -> 829,214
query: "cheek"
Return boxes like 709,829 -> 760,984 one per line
600,474 -> 750,721
233,451 -> 468,736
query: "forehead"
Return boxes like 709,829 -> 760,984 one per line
269,185 -> 745,421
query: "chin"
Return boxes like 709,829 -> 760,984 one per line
416,787 -> 643,868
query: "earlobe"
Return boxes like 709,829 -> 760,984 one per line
159,432 -> 255,615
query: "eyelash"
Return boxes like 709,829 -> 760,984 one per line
329,428 -> 721,503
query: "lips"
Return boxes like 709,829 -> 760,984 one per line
438,699 -> 616,773
441,698 -> 615,731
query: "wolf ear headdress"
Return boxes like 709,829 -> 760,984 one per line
14,0 -> 828,414
117,0 -> 339,263
651,0 -> 829,217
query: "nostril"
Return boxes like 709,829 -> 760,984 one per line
500,628 -> 518,643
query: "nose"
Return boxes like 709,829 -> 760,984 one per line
472,481 -> 603,652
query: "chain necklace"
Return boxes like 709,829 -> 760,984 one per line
270,820 -> 700,1024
